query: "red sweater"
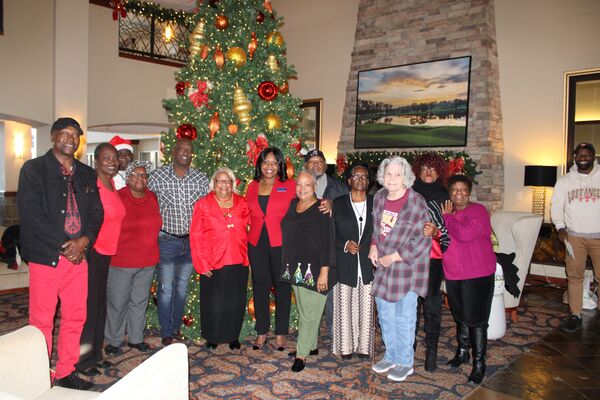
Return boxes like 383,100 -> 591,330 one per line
111,188 -> 162,268
190,192 -> 250,274
94,179 -> 126,256
246,178 -> 296,247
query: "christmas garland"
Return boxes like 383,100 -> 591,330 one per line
124,0 -> 193,25
336,150 -> 481,182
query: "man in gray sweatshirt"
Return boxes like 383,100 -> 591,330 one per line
551,142 -> 600,332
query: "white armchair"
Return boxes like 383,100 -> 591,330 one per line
490,211 -> 543,321
0,326 -> 189,400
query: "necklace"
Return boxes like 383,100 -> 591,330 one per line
215,193 -> 234,227
350,194 -> 366,238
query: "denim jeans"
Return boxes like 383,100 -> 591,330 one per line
156,232 -> 194,338
375,291 -> 418,367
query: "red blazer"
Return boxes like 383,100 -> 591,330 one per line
246,178 -> 296,247
190,192 -> 250,274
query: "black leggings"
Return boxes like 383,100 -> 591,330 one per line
416,258 -> 444,347
445,274 -> 494,328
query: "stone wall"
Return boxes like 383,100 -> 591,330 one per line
338,0 -> 504,210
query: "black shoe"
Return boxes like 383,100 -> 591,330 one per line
54,372 -> 95,390
96,360 -> 113,368
252,335 -> 267,350
128,342 -> 151,352
206,341 -> 218,349
425,347 -> 438,372
291,358 -> 305,372
105,344 -> 121,355
77,367 -> 101,377
559,314 -> 583,333
357,353 -> 370,359
288,349 -> 318,357
447,322 -> 470,367
341,354 -> 353,360
229,340 -> 241,350
162,336 -> 174,346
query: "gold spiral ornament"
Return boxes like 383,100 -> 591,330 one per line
233,85 -> 253,127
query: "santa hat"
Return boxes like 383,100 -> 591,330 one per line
109,135 -> 134,153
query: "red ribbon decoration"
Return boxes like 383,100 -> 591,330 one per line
290,139 -> 302,155
246,134 -> 269,165
448,157 -> 465,176
189,81 -> 209,108
110,0 -> 127,21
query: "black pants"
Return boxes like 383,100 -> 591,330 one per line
445,274 -> 494,327
248,228 -> 291,335
77,249 -> 110,370
200,265 -> 248,343
416,258 -> 444,347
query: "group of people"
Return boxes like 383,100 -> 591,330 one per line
18,116 -> 501,391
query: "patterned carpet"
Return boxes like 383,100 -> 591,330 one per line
0,288 -> 566,399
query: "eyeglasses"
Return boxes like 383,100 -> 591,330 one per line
420,166 -> 435,172
130,172 -> 149,179
215,179 -> 233,185
351,173 -> 368,180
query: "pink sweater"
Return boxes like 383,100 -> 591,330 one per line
442,202 -> 496,281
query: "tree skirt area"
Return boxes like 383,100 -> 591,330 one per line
0,290 -> 565,399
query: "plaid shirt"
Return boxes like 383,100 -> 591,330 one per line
148,165 -> 209,235
371,187 -> 431,301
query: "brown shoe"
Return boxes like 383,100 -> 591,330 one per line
162,336 -> 174,346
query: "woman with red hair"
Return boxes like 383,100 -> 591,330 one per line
411,152 -> 450,372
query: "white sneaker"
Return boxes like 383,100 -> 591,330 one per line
387,366 -> 414,382
372,360 -> 396,373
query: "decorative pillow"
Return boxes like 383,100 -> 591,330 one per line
496,252 -> 520,298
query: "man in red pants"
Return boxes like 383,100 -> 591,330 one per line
17,117 -> 103,390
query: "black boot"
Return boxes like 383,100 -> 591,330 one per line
447,322 -> 470,367
425,346 -> 438,372
467,326 -> 487,384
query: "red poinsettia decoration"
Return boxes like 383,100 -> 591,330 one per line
246,134 -> 269,165
448,157 -> 465,176
109,0 -> 127,21
189,81 -> 210,108
336,153 -> 349,176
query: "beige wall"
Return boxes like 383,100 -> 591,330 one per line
0,0 -> 54,125
275,0 -> 360,163
87,5 -> 176,127
2,121 -> 33,192
496,0 -> 600,217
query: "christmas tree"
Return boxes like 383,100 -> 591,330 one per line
146,0 -> 304,342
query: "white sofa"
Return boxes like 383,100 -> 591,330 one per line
490,211 -> 543,321
0,326 -> 189,400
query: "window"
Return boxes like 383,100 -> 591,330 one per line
565,69 -> 600,167
140,151 -> 159,170
118,12 -> 188,66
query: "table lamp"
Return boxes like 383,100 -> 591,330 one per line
524,165 -> 557,218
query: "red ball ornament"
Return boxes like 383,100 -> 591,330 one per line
176,124 -> 197,140
175,81 -> 187,95
257,81 -> 278,101
182,315 -> 194,327
256,10 -> 265,23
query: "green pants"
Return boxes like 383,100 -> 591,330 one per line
293,285 -> 327,358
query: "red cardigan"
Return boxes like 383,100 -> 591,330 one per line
246,178 -> 296,247
190,192 -> 250,274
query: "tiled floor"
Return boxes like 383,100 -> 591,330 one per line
465,285 -> 600,400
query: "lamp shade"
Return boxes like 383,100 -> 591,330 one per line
524,165 -> 557,187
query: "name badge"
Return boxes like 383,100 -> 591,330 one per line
276,187 -> 287,192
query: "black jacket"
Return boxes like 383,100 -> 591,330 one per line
323,174 -> 348,201
17,150 -> 104,266
333,194 -> 374,287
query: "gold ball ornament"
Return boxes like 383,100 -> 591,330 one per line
227,124 -> 238,135
226,47 -> 247,68
266,31 -> 284,46
265,114 -> 282,130
215,14 -> 229,30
